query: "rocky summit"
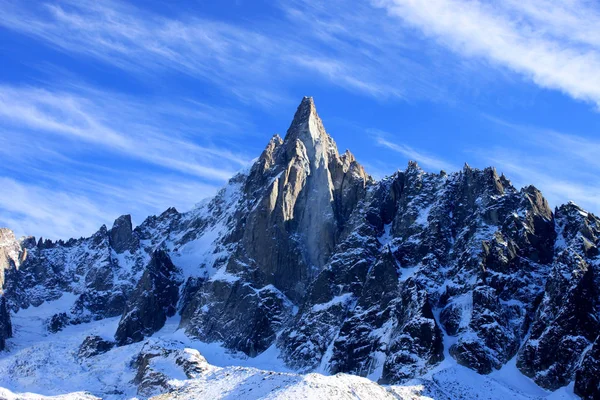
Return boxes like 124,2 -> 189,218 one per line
0,97 -> 598,399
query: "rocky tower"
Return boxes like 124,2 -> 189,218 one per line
232,96 -> 372,301
0,97 -> 599,398
180,97 -> 372,356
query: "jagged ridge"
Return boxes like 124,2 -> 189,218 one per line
0,97 -> 598,399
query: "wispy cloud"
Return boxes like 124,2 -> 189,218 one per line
0,177 -> 117,240
0,0 -> 458,104
485,150 -> 600,214
370,129 -> 456,172
0,0 -> 289,105
0,173 -> 219,240
3,0 -> 600,238
473,116 -> 600,213
0,84 -> 251,181
374,0 -> 600,107
0,82 -> 254,239
3,0 -> 600,108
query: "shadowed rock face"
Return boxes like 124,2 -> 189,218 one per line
132,340 -> 209,397
0,296 -> 12,351
517,203 -> 600,390
0,97 -> 599,396
180,97 -> 372,356
110,214 -> 139,254
115,250 -> 182,346
575,336 -> 600,400
278,161 -> 557,382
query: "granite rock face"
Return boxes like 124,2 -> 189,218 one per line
181,97 -> 371,356
278,160 -> 556,381
0,97 -> 599,398
110,214 -> 139,254
0,228 -> 26,289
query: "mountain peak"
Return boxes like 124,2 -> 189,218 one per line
294,96 -> 316,121
287,97 -> 316,132
285,97 -> 333,148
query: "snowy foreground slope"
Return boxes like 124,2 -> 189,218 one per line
0,97 -> 599,399
0,295 -> 576,400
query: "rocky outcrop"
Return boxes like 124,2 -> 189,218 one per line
1,222 -> 145,324
230,97 -> 372,302
575,336 -> 600,400
132,340 -> 209,397
0,228 -> 26,289
279,161 -> 556,383
115,250 -> 182,346
78,335 -> 115,358
109,214 -> 139,254
182,280 -> 294,357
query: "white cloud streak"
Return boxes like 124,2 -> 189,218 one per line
0,173 -> 219,240
474,117 -> 600,213
370,130 -> 456,172
374,0 -> 600,107
0,0 -> 456,104
0,84 -> 251,181
0,82 -> 253,239
3,0 -> 600,108
2,0 -> 600,237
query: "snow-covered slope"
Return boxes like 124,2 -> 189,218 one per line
0,293 -> 578,400
0,97 -> 598,399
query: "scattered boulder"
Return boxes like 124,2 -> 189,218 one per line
47,312 -> 70,333
78,335 -> 115,358
132,340 -> 209,397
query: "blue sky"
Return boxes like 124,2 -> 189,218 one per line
1,0 -> 600,239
